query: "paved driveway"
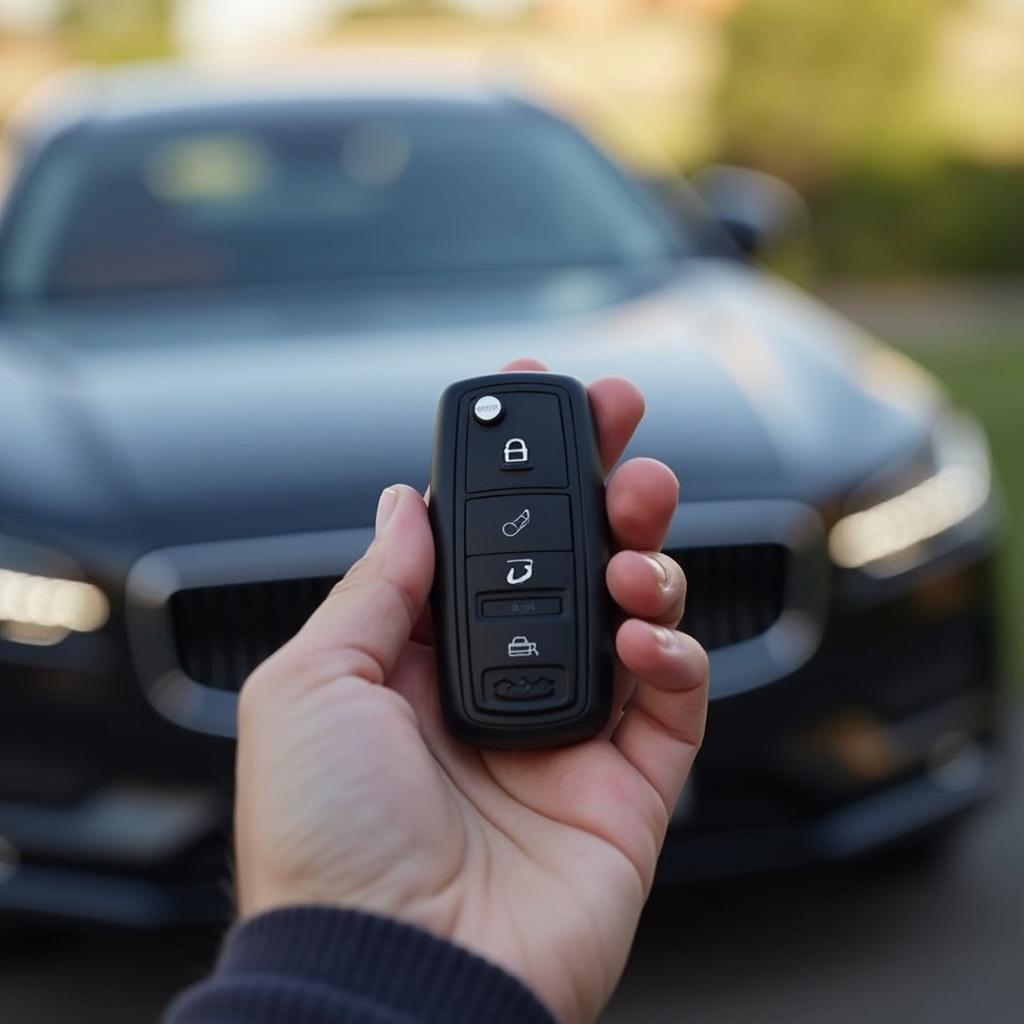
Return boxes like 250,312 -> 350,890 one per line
603,771 -> 1024,1022
2,736 -> 1021,1024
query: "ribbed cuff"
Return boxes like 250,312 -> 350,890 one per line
184,905 -> 558,1024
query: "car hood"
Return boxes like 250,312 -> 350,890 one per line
0,259 -> 942,553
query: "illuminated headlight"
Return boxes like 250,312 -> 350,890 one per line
829,413 -> 992,573
0,568 -> 109,645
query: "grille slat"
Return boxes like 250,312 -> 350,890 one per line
672,543 -> 787,655
169,544 -> 788,692
170,575 -> 337,691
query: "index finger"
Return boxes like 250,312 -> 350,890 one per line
500,359 -> 644,474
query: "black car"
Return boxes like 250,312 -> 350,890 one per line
0,65 -> 1004,924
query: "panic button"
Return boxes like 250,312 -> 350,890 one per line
466,392 -> 567,492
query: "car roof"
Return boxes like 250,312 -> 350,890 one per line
8,57 -> 539,145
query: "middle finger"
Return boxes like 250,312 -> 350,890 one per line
606,549 -> 686,627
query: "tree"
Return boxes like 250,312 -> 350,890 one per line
57,0 -> 174,62
715,0 -> 952,185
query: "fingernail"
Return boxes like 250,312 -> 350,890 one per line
375,487 -> 399,536
652,624 -> 676,648
643,554 -> 669,587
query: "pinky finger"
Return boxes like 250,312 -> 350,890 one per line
612,619 -> 710,814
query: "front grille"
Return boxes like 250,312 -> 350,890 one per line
170,576 -> 337,692
169,543 -> 787,692
672,543 -> 787,652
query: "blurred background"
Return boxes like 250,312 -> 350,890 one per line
0,1 -> 1021,1021
2,0 -> 1021,666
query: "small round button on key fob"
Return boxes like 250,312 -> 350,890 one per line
429,373 -> 613,748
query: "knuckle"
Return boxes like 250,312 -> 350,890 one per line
323,642 -> 389,688
328,555 -> 369,598
377,572 -> 421,632
323,556 -> 419,635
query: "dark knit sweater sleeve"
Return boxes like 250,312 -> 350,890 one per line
163,906 -> 558,1024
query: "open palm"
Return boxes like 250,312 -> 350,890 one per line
235,362 -> 709,1024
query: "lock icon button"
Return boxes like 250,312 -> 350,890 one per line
502,437 -> 530,466
465,392 -> 566,491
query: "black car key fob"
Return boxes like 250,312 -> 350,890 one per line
429,372 -> 613,748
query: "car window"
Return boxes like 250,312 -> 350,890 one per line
0,107 -> 681,300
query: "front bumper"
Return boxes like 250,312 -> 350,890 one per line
659,731 -> 1004,882
0,739 -> 1003,927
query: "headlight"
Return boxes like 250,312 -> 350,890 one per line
829,412 -> 992,574
0,568 -> 109,645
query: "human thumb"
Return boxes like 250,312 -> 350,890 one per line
265,484 -> 435,688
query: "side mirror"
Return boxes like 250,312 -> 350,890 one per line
689,165 -> 808,256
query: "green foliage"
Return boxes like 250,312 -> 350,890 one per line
56,0 -> 174,63
790,161 -> 1024,277
341,0 -> 466,20
717,0 -> 950,182
715,0 -> 1024,276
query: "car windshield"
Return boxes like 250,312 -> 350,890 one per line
0,104 -> 680,300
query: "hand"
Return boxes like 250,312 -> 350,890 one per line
234,360 -> 709,1024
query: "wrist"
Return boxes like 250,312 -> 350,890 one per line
213,905 -> 559,1024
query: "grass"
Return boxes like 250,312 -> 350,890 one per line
893,336 -> 1024,686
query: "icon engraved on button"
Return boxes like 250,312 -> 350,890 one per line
501,508 -> 531,537
507,635 -> 539,658
505,558 -> 534,585
493,675 -> 556,700
503,437 -> 529,464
